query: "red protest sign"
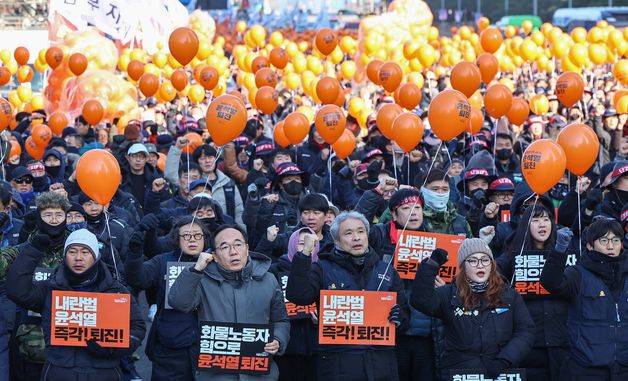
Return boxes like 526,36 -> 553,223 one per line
319,290 -> 396,346
393,231 -> 463,281
500,210 -> 511,223
51,290 -> 130,348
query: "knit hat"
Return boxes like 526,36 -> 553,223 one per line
457,238 -> 493,267
389,188 -> 422,211
64,228 -> 100,261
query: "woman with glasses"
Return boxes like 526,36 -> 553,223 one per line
495,204 -> 569,381
124,215 -> 211,381
541,219 -> 628,381
411,238 -> 535,380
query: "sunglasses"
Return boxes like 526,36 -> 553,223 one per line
13,177 -> 33,185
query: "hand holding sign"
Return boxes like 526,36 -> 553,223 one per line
264,339 -> 280,355
194,252 -> 214,272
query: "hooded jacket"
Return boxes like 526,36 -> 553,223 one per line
43,149 -> 67,185
168,251 -> 290,381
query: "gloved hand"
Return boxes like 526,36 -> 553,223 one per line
31,234 -> 50,253
484,358 -> 510,378
584,188 -> 603,212
366,160 -> 383,185
23,210 -> 38,230
479,226 -> 496,244
85,339 -> 128,359
555,227 -> 574,253
138,214 -> 160,232
128,230 -> 145,258
471,189 -> 487,208
388,304 -> 402,328
429,248 -> 448,267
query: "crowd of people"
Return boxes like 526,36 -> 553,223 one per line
0,32 -> 626,381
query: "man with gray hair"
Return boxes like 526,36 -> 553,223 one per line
286,211 -> 409,381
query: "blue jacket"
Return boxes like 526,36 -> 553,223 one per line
0,310 -> 7,381
124,250 -> 198,357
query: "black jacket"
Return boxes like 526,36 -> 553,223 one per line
255,224 -> 335,261
6,242 -> 145,372
411,259 -> 535,370
244,191 -> 303,248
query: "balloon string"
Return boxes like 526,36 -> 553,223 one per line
406,153 -> 410,186
421,141 -> 443,189
577,177 -> 582,256
510,195 -> 539,286
392,151 -> 398,182
103,207 -> 120,280
328,148 -> 333,204
0,139 -> 5,182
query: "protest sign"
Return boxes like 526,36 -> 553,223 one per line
198,322 -> 273,375
394,231 -> 463,281
278,272 -> 317,320
319,290 -> 396,346
513,250 -> 578,298
165,262 -> 194,309
51,290 -> 130,348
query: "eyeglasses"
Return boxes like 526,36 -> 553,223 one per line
597,237 -> 622,246
465,257 -> 492,268
41,212 -> 66,222
217,241 -> 246,253
180,233 -> 203,242
493,193 -> 513,201
14,177 -> 33,184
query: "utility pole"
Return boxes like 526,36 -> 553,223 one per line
533,0 -> 537,16
505,0 -> 509,16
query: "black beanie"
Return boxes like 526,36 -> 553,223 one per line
298,193 -> 329,214
68,202 -> 86,217
78,192 -> 92,205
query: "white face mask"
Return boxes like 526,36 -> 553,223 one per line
420,186 -> 450,211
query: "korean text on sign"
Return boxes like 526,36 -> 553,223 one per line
165,262 -> 193,309
450,368 -> 526,381
279,274 -> 317,320
393,231 -> 463,281
51,290 -> 130,348
514,251 -> 578,298
198,322 -> 273,375
319,290 -> 396,346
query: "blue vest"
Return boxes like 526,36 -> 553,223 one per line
567,267 -> 628,367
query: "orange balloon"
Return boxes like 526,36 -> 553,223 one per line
25,136 -> 44,160
127,60 -> 145,81
32,124 -> 52,147
0,67 -> 11,86
395,83 -> 422,110
181,132 -> 202,154
139,73 -> 159,97
82,100 -> 104,125
378,62 -> 403,93
48,111 -> 68,136
480,28 -> 503,53
205,94 -> 247,146
274,121 -> 290,148
555,72 -> 584,108
255,86 -> 279,115
521,139 -> 567,195
16,66 -> 33,83
8,140 -> 21,159
506,98 -> 530,126
315,28 -> 338,56
366,59 -> 383,85
476,53 -> 498,84
169,27 -> 199,66
254,67 -> 278,88
557,123 -> 599,176
251,56 -> 269,73
68,53 -> 87,76
376,103 -> 403,139
199,66 -> 219,91
450,61 -> 481,98
333,87 -> 346,108
316,77 -> 340,105
0,98 -> 12,132
315,104 -> 346,144
76,149 -> 121,205
14,47 -> 29,66
157,153 -> 167,172
171,69 -> 188,92
283,112 -> 310,144
529,94 -> 549,116
428,89 -> 471,141
484,84 -> 513,119
469,107 -> 484,135
269,47 -> 288,69
392,112 -> 424,153
45,47 -> 63,69
332,129 -> 356,160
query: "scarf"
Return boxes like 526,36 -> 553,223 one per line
334,248 -> 367,267
63,261 -> 99,289
467,279 -> 489,293
580,250 -> 627,294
